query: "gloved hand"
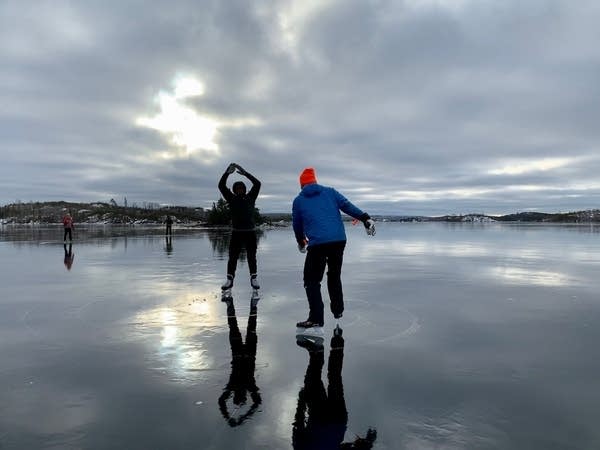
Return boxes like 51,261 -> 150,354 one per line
364,219 -> 376,236
297,240 -> 307,253
234,164 -> 247,176
226,163 -> 236,174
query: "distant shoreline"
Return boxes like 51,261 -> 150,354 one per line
2,201 -> 600,224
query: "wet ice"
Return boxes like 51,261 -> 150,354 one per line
1,223 -> 600,449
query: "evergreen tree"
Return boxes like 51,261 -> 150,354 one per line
206,198 -> 264,226
207,198 -> 231,225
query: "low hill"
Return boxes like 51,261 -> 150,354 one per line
0,201 -> 206,225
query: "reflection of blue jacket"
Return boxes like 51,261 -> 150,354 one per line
292,184 -> 368,247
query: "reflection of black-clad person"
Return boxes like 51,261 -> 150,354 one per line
218,297 -> 261,427
218,163 -> 261,290
293,329 -> 377,450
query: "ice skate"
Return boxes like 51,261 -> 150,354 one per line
334,324 -> 343,337
331,324 -> 344,350
222,296 -> 234,316
296,335 -> 324,351
296,319 -> 324,339
221,289 -> 232,301
296,319 -> 324,328
221,275 -> 234,291
250,274 -> 260,290
250,289 -> 260,307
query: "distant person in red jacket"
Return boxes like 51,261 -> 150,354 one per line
62,212 -> 74,242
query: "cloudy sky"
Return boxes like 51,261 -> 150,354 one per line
1,0 -> 600,215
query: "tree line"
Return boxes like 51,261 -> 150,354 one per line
1,199 -> 266,226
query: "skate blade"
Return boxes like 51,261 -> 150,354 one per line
296,334 -> 324,349
295,326 -> 324,337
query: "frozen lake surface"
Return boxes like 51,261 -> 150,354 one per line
1,223 -> 600,449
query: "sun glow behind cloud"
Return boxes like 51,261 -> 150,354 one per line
136,75 -> 261,161
173,77 -> 205,99
136,76 -> 220,159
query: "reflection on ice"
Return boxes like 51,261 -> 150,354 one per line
489,267 -> 577,287
131,290 -> 222,382
292,326 -> 377,449
3,224 -> 600,449
365,240 -> 490,258
219,295 -> 261,427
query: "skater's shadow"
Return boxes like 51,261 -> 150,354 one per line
293,330 -> 377,449
63,243 -> 75,271
218,293 -> 262,427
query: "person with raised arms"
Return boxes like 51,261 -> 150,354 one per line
218,163 -> 262,291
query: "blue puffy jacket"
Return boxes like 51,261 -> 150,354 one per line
292,184 -> 368,247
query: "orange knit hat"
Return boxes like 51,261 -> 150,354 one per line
299,167 -> 317,187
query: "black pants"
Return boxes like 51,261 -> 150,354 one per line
165,224 -> 172,236
218,298 -> 260,427
227,230 -> 258,277
303,241 -> 346,324
63,228 -> 72,241
292,336 -> 347,448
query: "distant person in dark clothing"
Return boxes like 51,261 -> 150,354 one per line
293,327 -> 377,449
165,215 -> 173,236
62,212 -> 74,242
63,243 -> 75,270
292,168 -> 375,329
218,163 -> 261,290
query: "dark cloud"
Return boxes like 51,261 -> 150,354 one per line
1,0 -> 600,214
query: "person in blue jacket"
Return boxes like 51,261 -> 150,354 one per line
292,168 -> 375,328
